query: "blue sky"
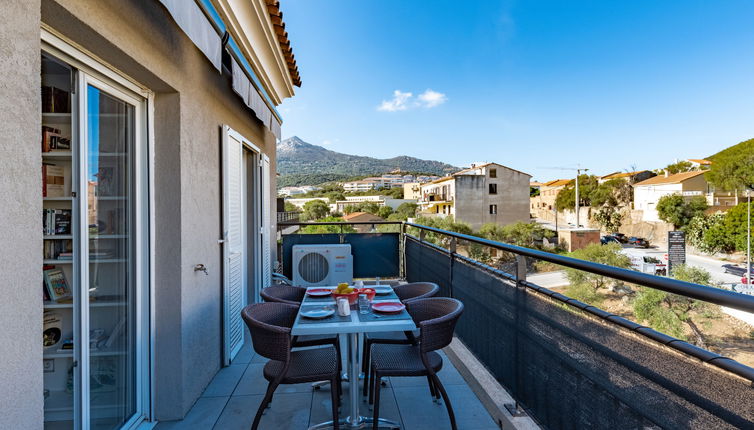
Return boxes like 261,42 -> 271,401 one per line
279,0 -> 754,181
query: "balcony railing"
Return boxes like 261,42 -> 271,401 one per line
276,211 -> 300,223
277,221 -> 754,429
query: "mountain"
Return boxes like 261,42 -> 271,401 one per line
277,136 -> 459,187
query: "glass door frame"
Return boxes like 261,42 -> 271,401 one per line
42,27 -> 153,430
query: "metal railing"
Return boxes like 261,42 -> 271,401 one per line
276,211 -> 300,223
279,220 -> 754,427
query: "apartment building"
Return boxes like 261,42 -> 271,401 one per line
1,1 -> 298,428
343,173 -> 439,192
530,178 -> 571,221
278,185 -> 320,197
404,182 -> 422,200
598,170 -> 655,184
419,163 -> 531,230
633,170 -> 737,222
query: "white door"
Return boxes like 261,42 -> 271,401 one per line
222,128 -> 247,364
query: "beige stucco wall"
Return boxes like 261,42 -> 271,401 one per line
454,167 -> 531,230
0,1 -> 44,428
38,0 -> 279,420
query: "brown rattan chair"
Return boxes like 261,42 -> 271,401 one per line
261,285 -> 342,360
361,282 -> 439,396
242,302 -> 342,430
367,297 -> 464,430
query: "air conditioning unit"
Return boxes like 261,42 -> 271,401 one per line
292,244 -> 353,287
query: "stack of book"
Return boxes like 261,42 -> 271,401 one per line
43,241 -> 72,260
42,209 -> 71,235
41,126 -> 70,152
42,164 -> 67,197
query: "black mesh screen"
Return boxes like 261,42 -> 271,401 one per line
405,237 -> 754,429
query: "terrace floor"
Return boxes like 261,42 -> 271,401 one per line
156,331 -> 499,430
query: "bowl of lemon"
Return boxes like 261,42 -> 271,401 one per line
332,283 -> 359,305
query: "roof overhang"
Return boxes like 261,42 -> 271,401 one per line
211,0 -> 297,104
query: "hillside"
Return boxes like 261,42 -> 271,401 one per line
277,136 -> 458,187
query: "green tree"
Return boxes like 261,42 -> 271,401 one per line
478,221 -> 554,249
394,203 -> 418,219
555,175 -> 599,211
301,199 -> 330,221
283,201 -> 300,212
633,265 -> 717,348
591,207 -> 623,233
703,202 -> 754,253
685,213 -> 727,254
378,206 -> 394,218
298,216 -> 356,234
656,194 -> 707,229
661,160 -> 695,175
705,138 -> 754,192
563,243 -> 632,306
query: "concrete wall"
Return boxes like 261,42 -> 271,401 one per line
41,0 -> 278,420
0,1 -> 43,428
454,168 -> 530,230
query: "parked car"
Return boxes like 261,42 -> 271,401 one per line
600,235 -> 621,245
722,263 -> 753,277
612,233 -> 628,243
628,237 -> 650,248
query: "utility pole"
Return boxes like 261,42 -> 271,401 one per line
746,188 -> 751,288
575,168 -> 589,228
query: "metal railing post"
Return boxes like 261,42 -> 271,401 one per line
505,254 -> 528,417
400,222 -> 406,279
449,236 -> 457,299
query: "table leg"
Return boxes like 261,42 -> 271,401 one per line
308,333 -> 401,430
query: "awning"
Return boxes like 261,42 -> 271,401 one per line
159,0 -> 222,71
231,58 -> 282,140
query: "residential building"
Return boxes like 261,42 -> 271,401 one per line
419,163 -> 531,230
687,158 -> 713,169
278,185 -> 320,197
530,178 -> 571,222
285,197 -> 330,210
343,173 -> 440,192
342,212 -> 385,233
404,182 -> 422,200
334,195 -> 416,213
343,177 -> 385,192
598,170 -> 656,184
1,1 -> 299,428
633,171 -> 708,221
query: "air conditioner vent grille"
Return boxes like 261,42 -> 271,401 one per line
298,252 -> 329,284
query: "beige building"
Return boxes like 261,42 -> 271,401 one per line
404,182 -> 422,200
598,170 -> 655,184
530,178 -> 571,221
1,0 -> 300,428
419,163 -> 531,230
632,170 -> 737,222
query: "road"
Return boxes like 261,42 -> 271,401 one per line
619,245 -> 742,285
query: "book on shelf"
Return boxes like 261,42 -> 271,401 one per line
42,209 -> 72,235
42,86 -> 71,114
43,239 -> 72,259
42,163 -> 66,197
41,126 -> 71,152
43,311 -> 62,349
43,268 -> 72,302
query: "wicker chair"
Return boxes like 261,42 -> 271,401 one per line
361,282 -> 439,396
261,285 -> 342,360
367,297 -> 464,430
242,303 -> 342,430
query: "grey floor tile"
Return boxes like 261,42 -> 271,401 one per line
202,364 -> 247,398
394,384 -> 497,430
251,353 -> 268,364
232,342 -> 254,365
156,396 -> 228,430
387,363 -> 466,388
213,393 -> 311,430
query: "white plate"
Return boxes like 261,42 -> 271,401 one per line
301,308 -> 335,319
373,286 -> 393,295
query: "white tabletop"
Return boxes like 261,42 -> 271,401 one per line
291,286 -> 416,336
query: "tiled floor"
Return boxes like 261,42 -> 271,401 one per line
156,333 -> 499,430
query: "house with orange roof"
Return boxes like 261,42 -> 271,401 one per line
530,178 -> 572,221
598,170 -> 656,184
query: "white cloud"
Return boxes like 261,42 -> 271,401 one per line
417,89 -> 447,108
377,89 -> 447,112
377,90 -> 413,112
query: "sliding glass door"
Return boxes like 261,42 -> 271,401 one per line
41,40 -> 149,430
85,82 -> 141,429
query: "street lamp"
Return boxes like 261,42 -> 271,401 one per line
575,168 -> 589,228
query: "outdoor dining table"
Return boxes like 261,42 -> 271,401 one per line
292,286 -> 416,430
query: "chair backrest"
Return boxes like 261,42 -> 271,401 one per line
241,302 -> 298,362
406,298 -> 464,353
260,285 -> 307,306
394,282 -> 439,303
